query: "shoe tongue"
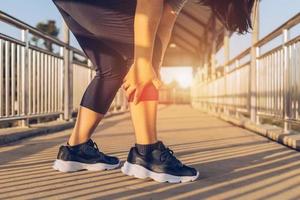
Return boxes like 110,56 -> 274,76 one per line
157,141 -> 167,151
86,139 -> 95,147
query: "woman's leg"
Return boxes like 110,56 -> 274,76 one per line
129,2 -> 179,145
52,0 -> 136,172
52,0 -> 134,146
67,44 -> 127,146
122,2 -> 199,183
68,106 -> 103,146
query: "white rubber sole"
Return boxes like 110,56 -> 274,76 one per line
121,161 -> 199,183
53,159 -> 120,172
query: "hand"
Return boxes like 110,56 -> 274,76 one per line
122,63 -> 162,104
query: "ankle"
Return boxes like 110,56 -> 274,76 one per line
135,140 -> 161,155
68,138 -> 90,147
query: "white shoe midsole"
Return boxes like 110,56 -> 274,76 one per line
53,159 -> 120,172
121,161 -> 199,183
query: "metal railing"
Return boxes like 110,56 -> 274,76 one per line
0,11 -> 128,127
191,12 -> 300,132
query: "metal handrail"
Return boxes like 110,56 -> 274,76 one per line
192,11 -> 300,133
0,10 -> 128,127
254,12 -> 300,47
0,10 -> 66,46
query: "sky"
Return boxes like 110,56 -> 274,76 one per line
216,0 -> 300,64
160,67 -> 193,88
0,0 -> 299,87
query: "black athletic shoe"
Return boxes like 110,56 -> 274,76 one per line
121,141 -> 199,183
53,139 -> 120,172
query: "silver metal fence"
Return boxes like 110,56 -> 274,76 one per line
191,48 -> 250,115
191,12 -> 300,132
0,11 -> 128,127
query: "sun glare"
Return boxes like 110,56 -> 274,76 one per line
160,67 -> 193,88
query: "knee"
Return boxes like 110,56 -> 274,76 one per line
95,57 -> 129,81
128,82 -> 159,102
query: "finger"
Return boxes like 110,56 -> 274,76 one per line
133,88 -> 141,105
122,82 -> 130,90
133,84 -> 146,105
152,78 -> 162,90
125,86 -> 136,99
152,79 -> 161,89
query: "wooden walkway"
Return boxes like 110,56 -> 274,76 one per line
1,105 -> 300,200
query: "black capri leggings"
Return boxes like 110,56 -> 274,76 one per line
52,0 -> 162,114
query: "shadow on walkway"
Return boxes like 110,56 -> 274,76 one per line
1,105 -> 300,200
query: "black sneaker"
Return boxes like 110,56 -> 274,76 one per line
121,141 -> 199,183
53,139 -> 120,172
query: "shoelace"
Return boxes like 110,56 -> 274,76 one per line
87,141 -> 104,158
159,147 -> 182,166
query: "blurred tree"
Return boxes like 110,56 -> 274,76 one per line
31,20 -> 59,52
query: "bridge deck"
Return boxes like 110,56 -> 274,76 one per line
1,105 -> 300,200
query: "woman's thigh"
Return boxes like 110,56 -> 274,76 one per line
52,0 -> 137,77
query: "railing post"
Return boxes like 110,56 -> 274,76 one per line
235,59 -> 240,118
113,91 -> 119,113
58,47 -> 64,121
18,29 -> 30,127
249,0 -> 260,124
223,30 -> 230,115
62,20 -> 72,121
121,88 -> 128,112
211,44 -> 217,113
0,39 -> 2,117
283,28 -> 291,133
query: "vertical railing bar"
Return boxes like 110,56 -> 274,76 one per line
264,56 -> 266,112
0,39 -> 3,117
275,51 -> 278,115
266,56 -> 271,113
267,55 -> 269,112
45,54 -> 48,113
296,42 -> 300,120
293,43 -> 297,119
280,50 -> 284,119
49,54 -> 52,112
256,59 -> 258,113
290,44 -> 294,119
59,47 -> 64,115
28,48 -> 32,115
16,45 -> 21,116
41,53 -> 44,113
271,52 -> 275,115
273,52 -> 276,115
51,56 -> 55,112
295,42 -> 300,120
37,51 -> 40,114
11,43 -> 15,116
261,57 -> 263,113
283,28 -> 291,133
255,46 -> 260,123
20,29 -> 29,127
47,54 -> 51,112
278,50 -> 281,116
260,57 -> 263,112
54,57 -> 57,112
292,43 -> 297,119
32,50 -> 36,114
5,41 -> 10,117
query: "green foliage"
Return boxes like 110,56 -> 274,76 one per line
31,20 -> 60,52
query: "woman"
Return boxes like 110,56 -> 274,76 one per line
52,0 -> 256,183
